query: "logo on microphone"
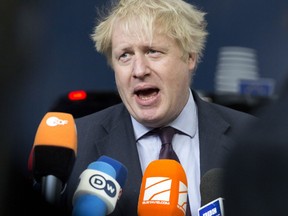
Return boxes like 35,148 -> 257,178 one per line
46,116 -> 68,127
142,177 -> 188,212
89,174 -> 117,197
198,198 -> 224,216
143,177 -> 171,204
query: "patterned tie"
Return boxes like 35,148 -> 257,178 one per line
156,126 -> 192,216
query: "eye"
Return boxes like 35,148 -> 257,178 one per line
147,49 -> 162,57
119,52 -> 128,59
119,52 -> 132,62
147,49 -> 158,54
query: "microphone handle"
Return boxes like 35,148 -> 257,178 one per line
41,175 -> 62,205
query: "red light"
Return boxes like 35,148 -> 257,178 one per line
68,90 -> 87,101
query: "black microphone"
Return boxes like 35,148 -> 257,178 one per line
30,112 -> 77,205
198,168 -> 225,216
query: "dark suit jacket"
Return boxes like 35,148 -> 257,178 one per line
63,90 -> 257,215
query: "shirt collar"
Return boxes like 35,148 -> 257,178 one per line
131,89 -> 197,140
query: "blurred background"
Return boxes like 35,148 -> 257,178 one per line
1,0 -> 288,212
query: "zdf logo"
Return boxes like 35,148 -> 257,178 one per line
89,174 -> 117,197
46,116 -> 68,126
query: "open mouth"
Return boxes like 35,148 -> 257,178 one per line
135,88 -> 159,100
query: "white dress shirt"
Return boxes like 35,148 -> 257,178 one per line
131,89 -> 200,216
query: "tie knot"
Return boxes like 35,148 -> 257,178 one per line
155,126 -> 179,162
157,126 -> 176,145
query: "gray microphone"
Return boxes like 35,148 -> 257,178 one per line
198,168 -> 225,216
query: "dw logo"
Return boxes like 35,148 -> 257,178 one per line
89,174 -> 117,197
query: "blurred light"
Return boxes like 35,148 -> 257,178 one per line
68,90 -> 87,101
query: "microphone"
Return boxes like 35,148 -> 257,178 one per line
137,159 -> 188,216
31,112 -> 77,204
198,168 -> 225,216
72,155 -> 128,216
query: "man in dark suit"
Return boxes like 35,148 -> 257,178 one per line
62,0 -> 257,215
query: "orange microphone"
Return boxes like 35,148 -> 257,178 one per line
138,159 -> 188,216
31,112 -> 77,204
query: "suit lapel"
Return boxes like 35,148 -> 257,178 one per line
193,91 -> 234,176
93,105 -> 143,213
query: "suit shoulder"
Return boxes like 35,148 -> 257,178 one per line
205,102 -> 259,134
193,90 -> 256,121
75,103 -> 128,128
195,95 -> 258,131
211,101 -> 255,117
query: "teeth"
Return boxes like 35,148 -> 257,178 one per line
135,88 -> 159,101
138,90 -> 158,100
139,95 -> 155,100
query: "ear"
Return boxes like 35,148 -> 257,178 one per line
188,53 -> 196,71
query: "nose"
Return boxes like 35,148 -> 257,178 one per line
132,54 -> 150,78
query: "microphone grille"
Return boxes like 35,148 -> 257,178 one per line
200,168 -> 224,206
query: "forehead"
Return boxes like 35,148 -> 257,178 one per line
111,17 -> 176,48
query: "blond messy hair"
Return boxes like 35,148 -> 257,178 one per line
91,0 -> 208,67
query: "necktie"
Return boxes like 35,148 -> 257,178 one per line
156,126 -> 192,216
157,126 -> 180,161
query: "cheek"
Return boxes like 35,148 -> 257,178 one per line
170,71 -> 191,97
114,71 -> 124,93
168,66 -> 191,86
114,69 -> 131,94
114,67 -> 125,84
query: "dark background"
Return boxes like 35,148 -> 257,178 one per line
0,0 -> 288,213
